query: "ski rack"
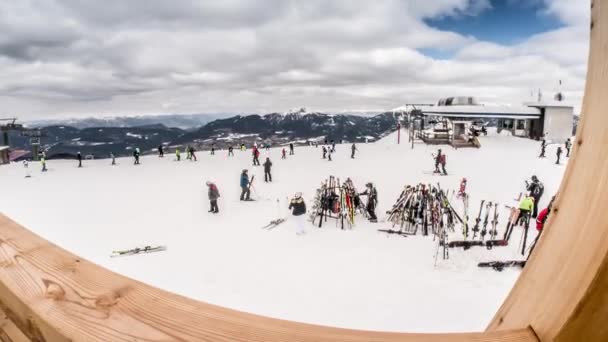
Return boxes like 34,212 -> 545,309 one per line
310,176 -> 366,230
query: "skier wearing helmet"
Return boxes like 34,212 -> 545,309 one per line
359,182 -> 378,222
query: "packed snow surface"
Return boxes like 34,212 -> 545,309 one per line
0,130 -> 567,332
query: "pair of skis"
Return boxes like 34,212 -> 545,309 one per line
261,218 -> 286,230
111,245 -> 166,257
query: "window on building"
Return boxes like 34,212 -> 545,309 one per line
503,120 -> 513,129
516,120 -> 525,130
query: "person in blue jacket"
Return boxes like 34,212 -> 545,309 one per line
240,169 -> 251,201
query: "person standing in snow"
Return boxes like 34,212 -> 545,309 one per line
266,143 -> 270,151
252,147 -> 261,166
133,148 -> 140,165
434,149 -> 447,175
457,178 -> 467,198
175,148 -> 181,161
529,196 -> 555,257
539,139 -> 546,158
359,182 -> 378,222
228,145 -> 234,157
240,169 -> 251,201
77,152 -> 82,168
515,196 -> 534,228
211,144 -> 215,155
110,152 -> 116,166
322,146 -> 327,159
289,143 -> 294,155
158,145 -> 164,157
206,181 -> 220,213
556,146 -> 563,164
565,138 -> 572,157
189,146 -> 197,161
327,148 -> 333,161
240,143 -> 246,151
526,175 -> 544,218
351,144 -> 358,159
263,157 -> 272,182
331,140 -> 336,152
41,157 -> 47,172
289,192 -> 307,235
23,160 -> 31,178
281,148 -> 287,159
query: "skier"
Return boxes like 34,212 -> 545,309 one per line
265,143 -> 270,151
263,157 -> 272,182
289,192 -> 307,235
175,148 -> 181,161
434,149 -> 447,175
41,157 -> 47,172
565,138 -> 572,157
133,148 -> 140,165
110,152 -> 116,166
351,144 -> 358,159
23,160 -> 31,178
211,144 -> 215,155
240,169 -> 251,201
359,182 -> 378,222
252,147 -> 260,166
526,175 -> 544,218
289,143 -> 294,155
515,195 -> 534,227
281,148 -> 287,159
228,145 -> 234,157
331,140 -> 336,152
189,146 -> 197,161
327,149 -> 332,161
556,146 -> 563,164
206,181 -> 220,214
77,152 -> 82,168
539,139 -> 546,158
186,145 -> 192,160
322,146 -> 327,159
158,145 -> 164,157
240,143 -> 246,151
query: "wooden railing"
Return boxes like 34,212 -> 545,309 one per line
1,1 -> 606,341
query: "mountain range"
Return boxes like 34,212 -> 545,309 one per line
9,110 -> 397,159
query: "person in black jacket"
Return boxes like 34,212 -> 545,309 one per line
289,192 -> 307,235
556,146 -> 562,164
158,145 -> 164,157
526,175 -> 544,218
289,143 -> 295,155
263,157 -> 272,182
359,182 -> 378,222
77,152 -> 82,168
351,144 -> 358,159
565,138 -> 572,157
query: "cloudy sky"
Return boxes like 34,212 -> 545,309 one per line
0,0 -> 589,120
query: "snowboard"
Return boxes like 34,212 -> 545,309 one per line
478,260 -> 526,271
111,245 -> 166,257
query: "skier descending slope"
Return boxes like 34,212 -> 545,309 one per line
289,192 -> 307,235
240,169 -> 251,201
526,175 -> 544,218
359,182 -> 378,222
206,181 -> 220,214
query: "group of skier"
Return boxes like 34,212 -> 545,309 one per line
539,138 -> 572,164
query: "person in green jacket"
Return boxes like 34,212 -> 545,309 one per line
175,148 -> 181,161
515,196 -> 535,227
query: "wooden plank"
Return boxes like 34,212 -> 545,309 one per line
0,305 -> 31,342
487,1 -> 608,341
0,214 -> 536,342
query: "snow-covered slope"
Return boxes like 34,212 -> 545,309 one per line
0,130 -> 567,332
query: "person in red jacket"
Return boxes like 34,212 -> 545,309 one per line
528,196 -> 555,258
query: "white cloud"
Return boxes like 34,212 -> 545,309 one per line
0,0 -> 589,119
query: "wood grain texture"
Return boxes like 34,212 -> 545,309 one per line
487,0 -> 608,341
0,214 -> 536,341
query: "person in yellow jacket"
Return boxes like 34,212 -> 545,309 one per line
175,148 -> 181,161
515,196 -> 535,227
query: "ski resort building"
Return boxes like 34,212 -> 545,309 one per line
395,96 -> 574,142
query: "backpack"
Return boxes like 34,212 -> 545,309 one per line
532,182 -> 544,197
